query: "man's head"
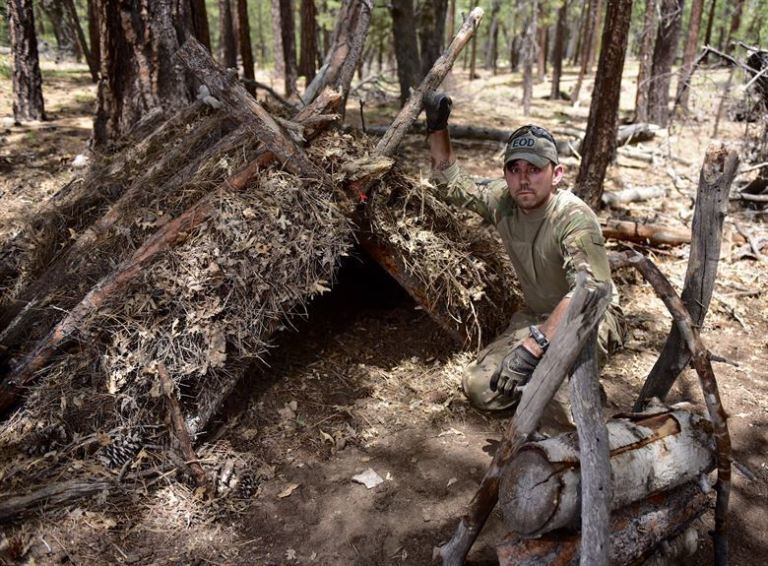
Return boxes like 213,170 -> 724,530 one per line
503,125 -> 564,213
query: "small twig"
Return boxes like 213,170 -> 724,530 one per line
737,161 -> 768,175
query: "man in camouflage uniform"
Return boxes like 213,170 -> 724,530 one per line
424,93 -> 623,421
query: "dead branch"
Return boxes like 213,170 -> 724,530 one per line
240,78 -> 297,110
637,144 -> 738,407
601,185 -> 668,206
434,275 -> 612,566
616,250 -> 731,566
569,330 -> 610,564
375,7 -> 485,157
158,363 -> 210,492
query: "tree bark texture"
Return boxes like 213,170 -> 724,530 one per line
647,0 -> 684,126
570,0 -> 600,104
435,276 -> 612,566
236,0 -> 256,94
636,145 -> 738,407
496,482 -> 710,566
499,410 -> 714,536
635,0 -> 658,122
675,0 -> 705,110
189,0 -> 211,50
218,0 -> 237,68
8,0 -> 46,122
574,0 -> 634,210
418,0 -> 448,78
299,0 -> 318,82
93,0 -> 194,146
550,0 -> 567,99
391,0 -> 422,106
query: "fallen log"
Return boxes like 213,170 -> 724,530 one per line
600,219 -> 691,246
434,276 -> 612,566
601,185 -> 668,206
499,409 -> 714,535
636,144 -> 738,407
496,482 -> 710,566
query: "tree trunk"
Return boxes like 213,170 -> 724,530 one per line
418,0 -> 448,78
277,0 -> 298,97
447,0 -> 456,42
299,0 -> 318,82
574,0 -> 633,209
702,0 -> 716,63
536,20 -> 547,82
570,1 -> 587,65
271,0 -> 285,81
497,482 -> 709,566
484,0 -> 501,72
499,410 -> 714,535
236,0 -> 256,94
635,0 -> 658,122
588,0 -> 604,72
189,0 -> 211,50
550,0 -> 567,100
87,0 -> 100,70
675,0 -> 705,110
647,0 -> 684,126
62,0 -> 98,82
391,0 -> 422,106
219,0 -> 237,68
468,1 -> 479,80
570,0 -> 599,104
8,0 -> 46,122
41,0 -> 80,58
724,0 -> 745,51
93,0 -> 194,146
521,1 -> 537,116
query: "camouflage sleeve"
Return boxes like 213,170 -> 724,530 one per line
431,161 -> 496,223
556,202 -> 613,293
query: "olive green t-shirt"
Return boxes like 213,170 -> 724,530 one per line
432,161 -> 618,316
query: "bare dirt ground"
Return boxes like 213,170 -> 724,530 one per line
1,57 -> 767,565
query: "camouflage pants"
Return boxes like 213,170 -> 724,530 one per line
462,306 -> 624,430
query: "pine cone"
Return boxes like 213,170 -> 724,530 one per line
96,432 -> 142,468
22,424 -> 68,456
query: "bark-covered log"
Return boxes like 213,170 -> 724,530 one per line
600,219 -> 691,246
0,479 -> 112,523
636,145 -> 738,407
435,276 -> 612,566
499,410 -> 714,535
496,482 -> 710,565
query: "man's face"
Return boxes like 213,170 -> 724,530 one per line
504,159 -> 564,213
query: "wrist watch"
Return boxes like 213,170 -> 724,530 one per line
528,325 -> 550,351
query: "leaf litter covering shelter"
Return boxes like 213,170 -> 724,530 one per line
0,93 -> 519,511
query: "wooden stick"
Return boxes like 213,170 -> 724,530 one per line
569,330 -> 611,565
600,219 -> 691,246
636,145 -> 738,408
617,250 -> 731,566
375,8 -> 485,157
158,363 -> 210,492
434,275 -> 612,566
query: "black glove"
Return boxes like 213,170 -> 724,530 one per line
423,91 -> 452,133
490,345 -> 540,396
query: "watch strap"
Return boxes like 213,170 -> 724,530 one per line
528,325 -> 550,350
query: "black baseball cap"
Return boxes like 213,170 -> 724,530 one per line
504,124 -> 559,169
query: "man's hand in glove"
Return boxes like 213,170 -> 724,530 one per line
423,91 -> 452,133
490,345 -> 540,397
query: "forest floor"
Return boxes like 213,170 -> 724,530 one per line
1,58 -> 767,565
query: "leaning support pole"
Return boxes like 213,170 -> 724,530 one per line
569,330 -> 611,565
434,274 -> 612,566
616,250 -> 731,566
375,8 -> 485,158
636,144 -> 738,409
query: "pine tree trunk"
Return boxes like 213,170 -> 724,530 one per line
271,0 -> 285,81
588,0 -> 604,72
724,0 -> 745,51
675,0 -> 705,110
570,1 -> 587,65
299,0 -> 318,82
278,0 -> 298,97
574,0 -> 634,209
536,21 -> 546,82
87,0 -> 100,69
484,0 -> 501,71
647,0 -> 684,126
93,0 -> 194,146
62,0 -> 98,81
703,0 -> 717,62
522,1 -> 537,115
418,0 -> 448,78
391,0 -> 422,106
41,0 -> 80,58
189,0 -> 211,51
219,0 -> 237,68
635,0 -> 658,122
570,0 -> 600,104
468,0 -> 479,80
447,0 -> 456,42
256,0 -> 267,65
8,0 -> 46,122
237,0 -> 255,93
550,0 -> 567,100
